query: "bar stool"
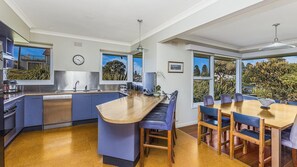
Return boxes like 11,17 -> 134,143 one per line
230,112 -> 271,167
197,105 -> 230,155
139,93 -> 177,167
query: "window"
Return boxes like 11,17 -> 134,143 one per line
192,53 -> 211,103
242,56 -> 297,101
133,52 -> 143,82
214,57 -> 236,100
7,45 -> 51,80
102,53 -> 128,81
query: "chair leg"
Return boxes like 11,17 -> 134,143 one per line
145,129 -> 150,157
168,130 -> 172,167
197,123 -> 202,145
209,129 -> 213,142
230,131 -> 234,159
173,121 -> 177,139
140,128 -> 145,167
292,149 -> 297,167
217,128 -> 222,155
259,141 -> 265,167
243,140 -> 247,154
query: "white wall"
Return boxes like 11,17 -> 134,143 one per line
30,33 -> 130,72
156,41 -> 197,127
0,0 -> 30,40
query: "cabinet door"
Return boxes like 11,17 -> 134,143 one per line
24,96 -> 43,127
72,94 -> 92,121
16,98 -> 24,132
91,93 -> 120,118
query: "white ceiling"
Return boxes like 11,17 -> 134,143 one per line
6,0 -> 206,45
180,0 -> 297,51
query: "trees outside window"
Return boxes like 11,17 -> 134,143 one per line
242,57 -> 297,101
133,52 -> 143,82
102,54 -> 128,81
214,58 -> 236,100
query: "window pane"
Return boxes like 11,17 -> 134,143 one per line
214,59 -> 236,100
193,54 -> 210,77
193,80 -> 209,103
102,53 -> 128,81
133,52 -> 143,82
7,45 -> 51,80
242,57 -> 297,101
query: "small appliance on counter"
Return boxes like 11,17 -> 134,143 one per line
3,80 -> 19,94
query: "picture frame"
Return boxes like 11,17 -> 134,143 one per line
168,61 -> 184,73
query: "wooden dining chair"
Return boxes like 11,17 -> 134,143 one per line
221,94 -> 232,104
281,115 -> 297,167
203,95 -> 214,106
198,105 -> 230,155
234,93 -> 243,102
230,112 -> 271,167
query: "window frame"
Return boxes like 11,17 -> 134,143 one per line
9,44 -> 54,85
191,51 -> 241,108
100,52 -> 133,85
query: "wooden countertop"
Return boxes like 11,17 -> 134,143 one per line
97,92 -> 165,124
212,100 -> 297,129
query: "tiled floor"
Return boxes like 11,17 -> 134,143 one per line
5,123 -> 247,167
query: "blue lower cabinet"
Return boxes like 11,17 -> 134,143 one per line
16,98 -> 24,133
91,93 -> 121,118
24,96 -> 43,127
72,94 -> 92,121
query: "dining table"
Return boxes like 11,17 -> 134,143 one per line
212,100 -> 297,167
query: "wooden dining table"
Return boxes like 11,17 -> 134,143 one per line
212,100 -> 297,167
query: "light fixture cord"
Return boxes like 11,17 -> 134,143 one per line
138,19 -> 142,47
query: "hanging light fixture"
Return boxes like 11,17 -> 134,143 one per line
137,19 -> 144,52
259,23 -> 296,51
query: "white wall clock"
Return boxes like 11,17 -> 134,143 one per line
73,54 -> 85,65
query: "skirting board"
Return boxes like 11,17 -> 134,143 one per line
176,120 -> 197,128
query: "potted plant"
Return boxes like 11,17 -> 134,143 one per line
154,85 -> 161,97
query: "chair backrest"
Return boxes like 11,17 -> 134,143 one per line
233,112 -> 260,128
288,101 -> 297,106
203,95 -> 214,106
221,94 -> 232,104
199,105 -> 218,117
165,92 -> 178,129
234,93 -> 243,102
290,115 -> 297,148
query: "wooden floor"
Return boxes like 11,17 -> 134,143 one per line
179,124 -> 295,167
4,123 -> 248,167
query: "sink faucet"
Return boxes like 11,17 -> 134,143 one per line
73,81 -> 79,92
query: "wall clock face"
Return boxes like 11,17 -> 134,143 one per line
73,54 -> 85,65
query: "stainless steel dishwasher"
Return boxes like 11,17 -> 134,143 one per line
43,94 -> 72,129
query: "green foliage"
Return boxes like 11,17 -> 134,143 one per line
214,60 -> 236,100
201,65 -> 209,76
102,60 -> 127,80
242,58 -> 297,101
193,80 -> 209,103
194,65 -> 200,76
155,85 -> 161,92
7,64 -> 50,80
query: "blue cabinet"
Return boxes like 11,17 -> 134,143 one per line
16,98 -> 24,133
24,96 -> 43,127
72,94 -> 92,121
91,93 -> 121,118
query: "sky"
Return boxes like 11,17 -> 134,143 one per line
194,56 -> 209,72
13,46 -> 46,60
243,56 -> 297,66
102,54 -> 143,74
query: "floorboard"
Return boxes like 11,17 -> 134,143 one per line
5,123 -> 247,167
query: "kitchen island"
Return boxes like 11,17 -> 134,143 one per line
96,92 -> 165,167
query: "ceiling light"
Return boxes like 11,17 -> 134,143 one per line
259,23 -> 296,51
137,19 -> 144,52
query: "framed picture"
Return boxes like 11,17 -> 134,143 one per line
168,61 -> 184,73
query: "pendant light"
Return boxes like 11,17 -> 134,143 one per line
259,23 -> 296,51
137,19 -> 144,52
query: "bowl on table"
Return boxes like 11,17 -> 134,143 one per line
258,98 -> 275,109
